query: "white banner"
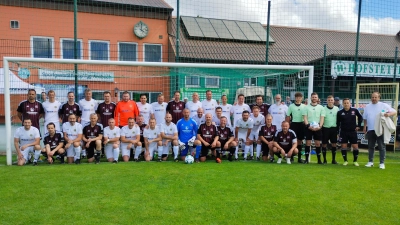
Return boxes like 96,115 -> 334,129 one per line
331,60 -> 400,78
39,69 -> 114,82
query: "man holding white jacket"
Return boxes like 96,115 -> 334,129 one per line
363,92 -> 396,169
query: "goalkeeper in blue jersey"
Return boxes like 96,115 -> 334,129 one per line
177,109 -> 200,162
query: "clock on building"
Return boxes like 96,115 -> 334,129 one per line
133,21 -> 149,39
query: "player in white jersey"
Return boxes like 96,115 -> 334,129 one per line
14,118 -> 41,166
103,118 -> 121,163
230,94 -> 251,127
249,106 -> 265,160
137,94 -> 154,124
143,118 -> 163,162
185,92 -> 202,118
192,107 -> 205,125
268,94 -> 288,130
120,117 -> 141,162
201,90 -> 218,117
212,106 -> 224,126
79,89 -> 98,158
42,90 -> 62,132
219,95 -> 233,127
62,114 -> 83,164
160,113 -> 179,161
151,93 -> 167,126
234,110 -> 254,160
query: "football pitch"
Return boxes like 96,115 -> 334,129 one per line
0,152 -> 399,225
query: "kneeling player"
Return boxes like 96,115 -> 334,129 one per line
62,114 -> 83,164
177,109 -> 199,162
14,118 -> 41,166
144,118 -> 163,162
273,121 -> 298,164
193,113 -> 221,163
259,114 -> 277,162
234,111 -> 254,160
42,122 -> 65,164
82,113 -> 103,164
103,118 -> 121,163
250,106 -> 265,160
160,113 -> 179,161
217,116 -> 237,161
120,117 -> 142,162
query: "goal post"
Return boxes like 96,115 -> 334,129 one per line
3,57 -> 314,165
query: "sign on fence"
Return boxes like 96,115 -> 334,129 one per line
39,69 -> 114,82
331,60 -> 400,78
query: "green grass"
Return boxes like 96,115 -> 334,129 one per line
0,152 -> 399,225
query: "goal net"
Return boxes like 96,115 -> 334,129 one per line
3,57 -> 314,165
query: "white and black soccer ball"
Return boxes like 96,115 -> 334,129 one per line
185,155 -> 194,164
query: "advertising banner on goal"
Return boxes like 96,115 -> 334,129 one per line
331,60 -> 400,78
39,69 -> 114,82
32,83 -> 87,103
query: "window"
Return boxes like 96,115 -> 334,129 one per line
118,42 -> 138,61
61,39 -> 82,59
144,44 -> 162,62
10,20 -> 19,29
244,77 -> 257,86
119,91 -> 161,102
266,78 -> 277,88
89,40 -> 109,60
185,76 -> 200,87
205,76 -> 220,88
283,78 -> 295,89
338,80 -> 351,91
31,36 -> 53,58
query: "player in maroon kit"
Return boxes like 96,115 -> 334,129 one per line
250,95 -> 270,116
216,116 -> 237,161
259,114 -> 277,162
193,113 -> 221,163
42,122 -> 65,164
17,89 -> 44,130
166,91 -> 185,124
273,121 -> 298,164
82,113 -> 103,164
59,91 -> 82,124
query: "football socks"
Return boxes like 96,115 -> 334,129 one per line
74,146 -> 81,160
341,148 -> 348,162
353,149 -> 359,162
113,148 -> 120,162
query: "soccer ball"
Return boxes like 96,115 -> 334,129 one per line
185,155 -> 194,164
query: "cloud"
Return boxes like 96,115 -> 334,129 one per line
163,0 -> 400,35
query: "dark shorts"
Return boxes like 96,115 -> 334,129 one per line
261,143 -> 271,156
322,127 -> 338,144
305,128 -> 322,141
219,140 -> 228,149
290,122 -> 305,140
339,130 -> 358,144
201,144 -> 215,157
85,141 -> 97,158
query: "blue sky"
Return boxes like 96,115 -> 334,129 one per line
361,0 -> 400,19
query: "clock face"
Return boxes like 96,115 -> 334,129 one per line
133,21 -> 149,39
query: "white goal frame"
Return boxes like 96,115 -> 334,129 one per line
3,57 -> 314,165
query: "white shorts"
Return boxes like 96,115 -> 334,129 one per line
162,140 -> 171,155
237,132 -> 248,141
249,132 -> 259,141
20,146 -> 34,161
105,143 -> 119,159
120,143 -> 133,157
147,142 -> 158,157
65,144 -> 75,157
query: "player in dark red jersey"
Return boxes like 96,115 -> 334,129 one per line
133,114 -> 147,160
59,91 -> 82,124
259,114 -> 277,162
273,121 -> 298,164
217,116 -> 237,161
82,113 -> 103,164
17,89 -> 44,130
42,122 -> 65,164
193,113 -> 221,163
166,91 -> 186,124
96,91 -> 116,128
250,95 -> 270,116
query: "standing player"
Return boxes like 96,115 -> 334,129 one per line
321,95 -> 339,164
217,116 -> 237,161
286,92 -> 306,163
259,114 -> 277,161
96,91 -> 116,128
193,113 -> 220,163
219,95 -> 233,127
59,91 -> 82,124
249,106 -> 265,160
42,122 -> 65,164
17,89 -> 44,131
250,95 -> 270,116
337,98 -> 363,166
192,107 -> 205,125
268,94 -> 288,130
151,94 -> 167,126
177,109 -> 199,161
201,90 -> 218,117
143,118 -> 163,162
185,92 -> 202,118
160,113 -> 179,161
230,94 -> 251,127
167,91 -> 186,124
79,89 -> 98,158
212,107 -> 224,126
120,117 -> 141,162
234,110 -> 254,160
273,121 -> 298,164
114,91 -> 139,127
103,118 -> 121,163
137,94 -> 154,124
82,113 -> 103,164
62,114 -> 83,164
14,118 -> 41,166
42,90 -> 62,132
41,92 -> 47,103
303,92 -> 325,164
